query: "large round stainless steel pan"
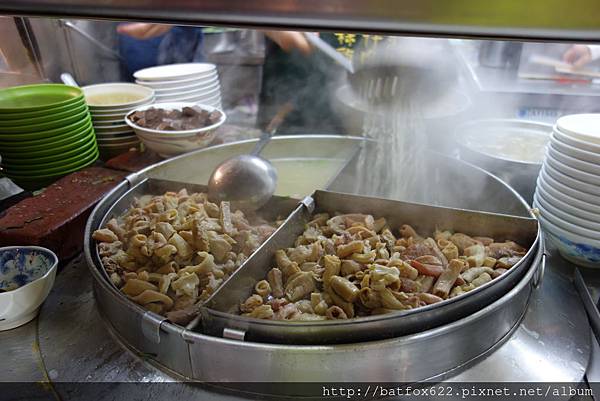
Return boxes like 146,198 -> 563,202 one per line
84,135 -> 541,386
455,119 -> 551,205
88,237 -> 540,387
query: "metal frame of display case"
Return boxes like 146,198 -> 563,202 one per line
0,0 -> 597,396
2,0 -> 600,41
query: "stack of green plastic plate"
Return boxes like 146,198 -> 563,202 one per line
0,84 -> 98,190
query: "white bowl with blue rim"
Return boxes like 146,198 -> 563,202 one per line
0,246 -> 58,330
535,209 -> 600,268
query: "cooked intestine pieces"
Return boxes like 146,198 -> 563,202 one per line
432,259 -> 465,298
240,216 -> 528,321
267,268 -> 284,297
486,241 -> 527,259
401,238 -> 448,267
93,190 -> 278,326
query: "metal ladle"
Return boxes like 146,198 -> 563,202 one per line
208,102 -> 293,210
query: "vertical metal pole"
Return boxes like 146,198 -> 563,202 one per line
12,16 -> 46,79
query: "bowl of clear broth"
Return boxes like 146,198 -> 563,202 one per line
0,246 -> 58,330
455,119 -> 551,204
83,83 -> 154,111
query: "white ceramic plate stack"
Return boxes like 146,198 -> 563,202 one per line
534,113 -> 600,268
134,63 -> 222,109
83,83 -> 155,160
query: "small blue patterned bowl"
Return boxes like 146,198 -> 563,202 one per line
0,246 -> 58,330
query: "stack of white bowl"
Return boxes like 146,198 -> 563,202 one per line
83,83 -> 155,160
134,63 -> 222,109
534,113 -> 600,268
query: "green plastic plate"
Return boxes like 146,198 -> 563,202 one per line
0,108 -> 89,134
5,149 -> 99,191
1,134 -> 96,166
0,125 -> 94,157
0,118 -> 92,149
0,84 -> 84,113
0,102 -> 87,128
0,114 -> 92,141
0,97 -> 86,120
4,144 -> 98,176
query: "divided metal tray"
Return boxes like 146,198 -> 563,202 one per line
195,189 -> 540,344
89,175 -> 540,346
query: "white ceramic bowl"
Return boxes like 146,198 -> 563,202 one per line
90,101 -> 154,116
540,166 -> 600,206
92,115 -> 126,123
536,213 -> 600,268
556,113 -> 600,145
154,80 -> 219,95
536,181 -> 600,222
93,123 -> 131,130
155,86 -> 220,100
92,116 -> 128,125
544,157 -> 600,195
553,125 -> 600,154
96,135 -> 138,143
125,102 -> 225,156
204,101 -> 222,109
180,94 -> 222,106
93,121 -> 130,130
184,92 -> 221,101
534,198 -> 600,240
91,110 -> 130,118
83,83 -> 154,111
538,171 -> 600,213
155,81 -> 219,94
155,92 -> 220,103
551,131 -> 600,164
0,246 -> 58,330
98,139 -> 140,148
136,74 -> 218,89
155,93 -> 221,105
547,143 -> 600,177
207,101 -> 222,108
535,190 -> 600,230
134,63 -> 216,81
95,131 -> 137,140
201,99 -> 221,106
125,102 -> 226,137
94,127 -> 134,134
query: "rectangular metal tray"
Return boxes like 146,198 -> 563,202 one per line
196,189 -> 540,344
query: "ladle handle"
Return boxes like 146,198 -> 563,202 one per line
251,102 -> 294,156
60,72 -> 79,87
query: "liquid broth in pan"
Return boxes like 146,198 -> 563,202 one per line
464,129 -> 548,164
189,158 -> 345,198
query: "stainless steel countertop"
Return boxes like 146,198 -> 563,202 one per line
1,246 -> 592,400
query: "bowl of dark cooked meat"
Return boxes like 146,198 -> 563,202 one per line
125,102 -> 226,157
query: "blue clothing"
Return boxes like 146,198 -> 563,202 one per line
118,26 -> 204,80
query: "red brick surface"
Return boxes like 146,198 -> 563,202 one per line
104,148 -> 163,173
0,167 -> 126,260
